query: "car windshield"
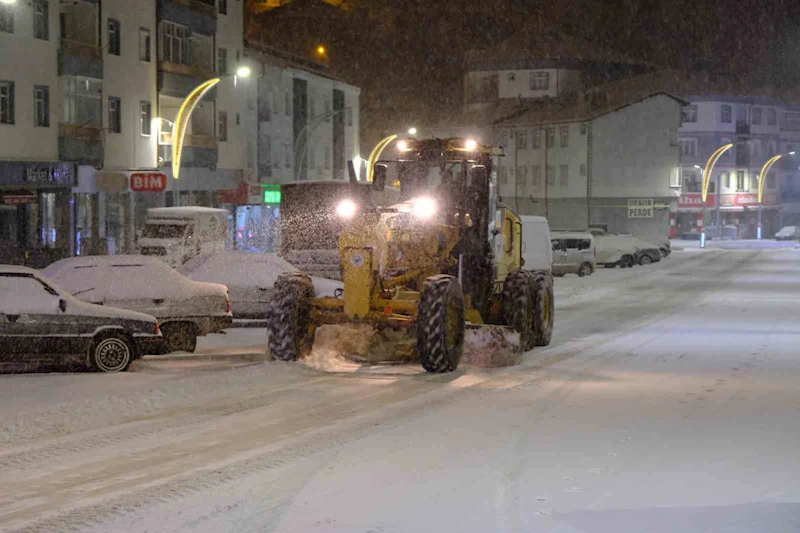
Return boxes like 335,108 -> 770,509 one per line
9,3 -> 800,532
141,224 -> 186,239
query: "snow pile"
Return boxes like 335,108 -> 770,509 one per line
462,326 -> 522,367
301,324 -> 416,371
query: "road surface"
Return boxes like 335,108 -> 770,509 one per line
2,246 -> 800,532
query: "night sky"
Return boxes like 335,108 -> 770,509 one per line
249,0 -> 800,148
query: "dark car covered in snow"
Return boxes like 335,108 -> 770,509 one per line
0,266 -> 164,372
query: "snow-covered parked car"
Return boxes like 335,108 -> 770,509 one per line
591,233 -> 637,268
42,256 -> 232,353
0,265 -> 164,372
775,226 -> 800,241
178,252 -> 343,319
630,237 -> 662,266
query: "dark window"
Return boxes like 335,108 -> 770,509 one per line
34,85 -> 49,127
546,127 -> 555,148
681,104 -> 698,123
33,0 -> 48,40
752,107 -> 762,125
736,170 -> 745,191
551,240 -> 564,251
0,81 -> 15,125
564,239 -> 591,250
140,101 -> 151,135
219,0 -> 227,15
139,28 -> 151,62
0,4 -> 14,33
218,111 -> 228,141
532,129 -> 542,148
108,96 -> 121,133
721,105 -> 732,123
108,18 -> 120,55
515,130 -> 527,150
530,71 -> 550,90
768,108 -> 777,125
559,125 -> 568,147
217,47 -> 228,75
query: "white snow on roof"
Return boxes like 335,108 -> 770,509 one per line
0,264 -> 37,274
147,207 -> 229,217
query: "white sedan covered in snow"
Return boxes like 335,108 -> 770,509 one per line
42,256 -> 232,353
178,252 -> 343,319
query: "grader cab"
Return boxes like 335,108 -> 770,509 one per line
267,138 -> 553,372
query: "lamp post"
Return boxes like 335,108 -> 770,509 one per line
171,66 -> 250,182
699,143 -> 734,247
756,151 -> 795,239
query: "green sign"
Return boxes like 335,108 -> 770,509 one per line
263,189 -> 281,204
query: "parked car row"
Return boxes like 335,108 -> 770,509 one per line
548,229 -> 670,277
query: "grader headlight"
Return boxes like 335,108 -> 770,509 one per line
411,196 -> 438,220
335,198 -> 358,218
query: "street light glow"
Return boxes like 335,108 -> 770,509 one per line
397,140 -> 410,151
317,45 -> 327,55
0,0 -> 16,5
465,139 -> 478,151
408,127 -> 418,136
236,66 -> 251,78
790,151 -> 796,155
693,165 -> 701,169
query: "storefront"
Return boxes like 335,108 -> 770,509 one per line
0,161 -> 77,265
676,192 -> 780,239
219,182 -> 282,252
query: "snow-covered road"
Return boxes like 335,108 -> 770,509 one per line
3,247 -> 800,532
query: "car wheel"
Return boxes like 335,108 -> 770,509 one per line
162,323 -> 198,353
620,255 -> 633,268
639,254 -> 653,266
604,263 -> 617,269
577,263 -> 593,277
89,332 -> 133,373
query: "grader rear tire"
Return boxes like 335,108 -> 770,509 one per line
417,275 -> 465,373
503,270 -> 534,351
530,271 -> 554,347
267,273 -> 315,362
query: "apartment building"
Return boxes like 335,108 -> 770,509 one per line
0,0 -> 251,261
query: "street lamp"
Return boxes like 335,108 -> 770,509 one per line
756,151 -> 795,239
408,127 -> 418,136
699,143 -> 734,248
171,67 -> 250,181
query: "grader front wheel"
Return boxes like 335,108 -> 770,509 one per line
530,271 -> 554,347
417,275 -> 465,373
267,273 -> 315,361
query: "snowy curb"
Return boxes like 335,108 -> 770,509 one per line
141,349 -> 268,363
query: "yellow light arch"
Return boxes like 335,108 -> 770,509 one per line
172,78 -> 222,181
701,143 -> 734,202
758,155 -> 782,203
366,134 -> 398,183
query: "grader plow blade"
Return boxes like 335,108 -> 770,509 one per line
462,324 -> 523,368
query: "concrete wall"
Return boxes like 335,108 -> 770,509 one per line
591,94 -> 682,198
102,0 -> 158,171
0,0 -> 59,162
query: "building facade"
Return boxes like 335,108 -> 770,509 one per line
675,96 -> 800,239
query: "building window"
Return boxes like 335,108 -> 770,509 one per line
752,106 -> 761,125
580,163 -> 586,176
530,71 -> 550,91
140,101 -> 151,136
681,104 -> 698,123
273,142 -> 281,170
218,111 -> 228,141
0,81 -> 14,125
721,104 -> 732,123
33,0 -> 48,40
160,21 -> 188,64
218,0 -> 227,15
724,172 -> 731,189
736,106 -> 746,123
768,108 -> 777,125
546,165 -> 555,186
139,28 -> 151,62
559,164 -> 568,186
285,142 -> 291,168
516,166 -> 528,186
546,127 -> 555,148
515,130 -> 527,150
286,92 -> 291,117
0,4 -> 14,34
34,85 -> 49,127
108,96 -> 121,133
531,165 -> 542,186
507,72 -> 515,81
751,173 -> 758,190
683,172 -> 700,192
678,138 -> 697,157
768,174 -> 776,190
736,170 -> 745,191
108,18 -> 120,55
218,47 -> 228,75
498,166 -> 508,184
63,77 -> 102,127
532,129 -> 542,149
580,123 -> 587,135
559,125 -> 568,148
236,112 -> 240,126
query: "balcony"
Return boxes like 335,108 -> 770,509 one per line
159,132 -> 218,169
736,121 -> 751,136
159,0 -> 216,35
58,40 -> 103,79
158,61 -> 218,98
59,124 -> 103,166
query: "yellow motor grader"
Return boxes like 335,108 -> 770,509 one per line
267,137 -> 553,372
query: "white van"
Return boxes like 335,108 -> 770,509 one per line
138,207 -> 230,268
550,231 -> 596,276
520,215 -> 553,273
